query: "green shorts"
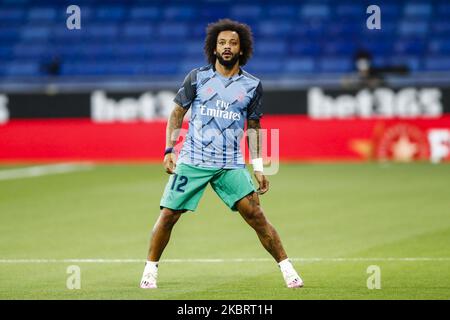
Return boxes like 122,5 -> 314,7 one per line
160,163 -> 256,212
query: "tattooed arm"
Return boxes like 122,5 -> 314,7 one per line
247,119 -> 261,160
164,104 -> 188,174
247,119 -> 269,194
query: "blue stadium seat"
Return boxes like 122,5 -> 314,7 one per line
2,1 -> 450,79
432,20 -> 450,35
64,61 -> 147,76
246,58 -> 283,74
123,23 -> 154,38
255,40 -> 287,55
199,5 -> 229,21
284,58 -> 315,74
129,6 -> 160,20
84,24 -> 118,39
70,6 -> 94,22
164,5 -> 196,20
150,42 -> 184,56
52,27 -> 83,41
157,23 -> 188,38
258,21 -> 293,37
0,27 -> 20,41
61,63 -> 82,76
290,42 -> 322,56
230,5 -> 262,21
95,6 -> 126,21
359,41 -> 393,55
114,43 -> 151,58
265,5 -> 298,19
319,57 -> 353,73
5,62 -> 40,76
390,56 -> 422,71
78,44 -> 116,59
28,7 -> 57,21
335,3 -> 365,18
360,22 -> 397,37
372,56 -> 388,68
0,46 -> 12,59
62,62 -> 103,76
13,43 -> 47,58
436,3 -> 450,17
323,42 -> 357,55
185,41 -> 204,56
428,39 -> 450,54
425,56 -> 450,71
398,20 -> 429,37
0,8 -> 25,23
380,4 -> 401,17
179,59 -> 207,74
21,26 -> 51,41
327,22 -> 363,37
404,3 -> 432,17
1,0 -> 29,4
103,63 -> 145,75
192,23 -> 207,38
292,21 -> 326,37
147,60 -> 179,75
394,39 -> 426,55
300,4 -> 330,19
53,44 -> 82,59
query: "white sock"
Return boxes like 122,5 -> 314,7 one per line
144,260 -> 159,274
278,258 -> 294,272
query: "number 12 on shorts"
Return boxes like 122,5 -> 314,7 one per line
170,174 -> 188,193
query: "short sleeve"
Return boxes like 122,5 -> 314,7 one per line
173,69 -> 198,109
247,81 -> 263,120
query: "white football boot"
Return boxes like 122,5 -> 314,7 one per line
140,263 -> 158,289
280,262 -> 304,288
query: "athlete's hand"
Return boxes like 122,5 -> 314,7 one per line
163,153 -> 176,174
254,172 -> 269,195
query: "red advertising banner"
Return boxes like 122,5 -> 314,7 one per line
1,116 -> 449,162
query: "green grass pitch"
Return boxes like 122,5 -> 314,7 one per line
0,163 -> 449,300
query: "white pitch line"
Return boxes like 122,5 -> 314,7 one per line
0,257 -> 449,264
0,163 -> 94,181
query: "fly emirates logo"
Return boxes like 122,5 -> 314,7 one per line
200,99 -> 241,121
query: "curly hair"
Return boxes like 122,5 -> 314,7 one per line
204,19 -> 254,66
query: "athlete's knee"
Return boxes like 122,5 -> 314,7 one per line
246,206 -> 267,228
160,207 -> 182,228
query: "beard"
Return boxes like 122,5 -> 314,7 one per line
215,51 -> 240,69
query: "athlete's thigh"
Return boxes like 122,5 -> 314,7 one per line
160,163 -> 213,212
210,168 -> 256,211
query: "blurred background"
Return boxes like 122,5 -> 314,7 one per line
1,0 -> 450,300
0,0 -> 449,162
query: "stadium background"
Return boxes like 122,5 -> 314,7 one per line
1,0 -> 450,162
1,0 -> 450,300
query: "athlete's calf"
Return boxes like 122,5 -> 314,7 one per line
236,192 -> 303,288
236,192 -> 287,263
147,208 -> 184,262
